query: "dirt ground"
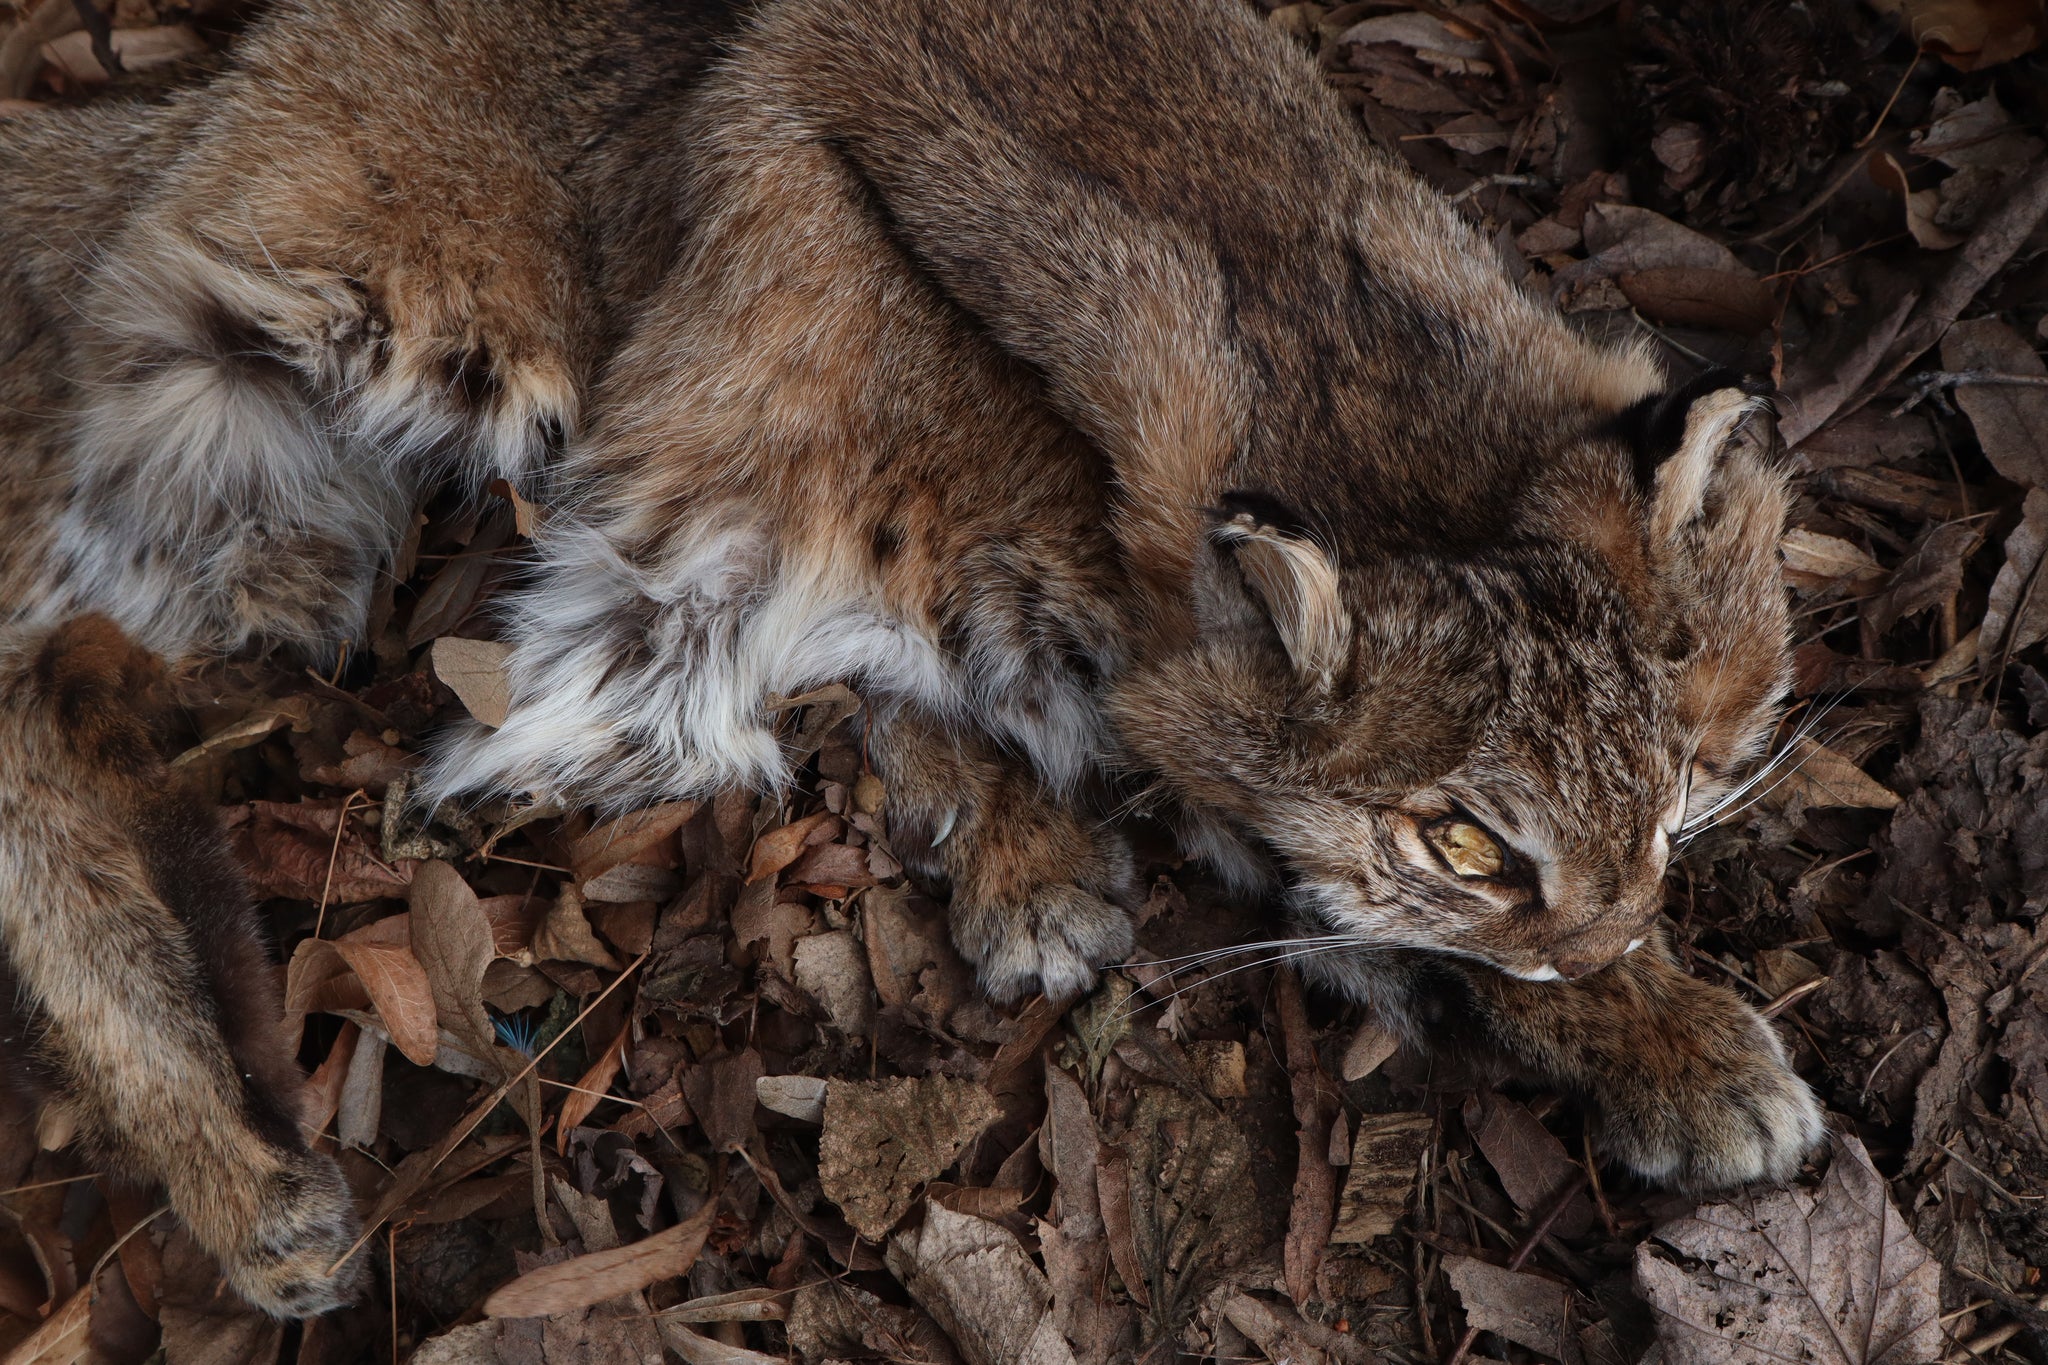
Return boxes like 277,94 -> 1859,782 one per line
0,0 -> 2044,1361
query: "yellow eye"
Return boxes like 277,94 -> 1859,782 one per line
1425,819 -> 1506,879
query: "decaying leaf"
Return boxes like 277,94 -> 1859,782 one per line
1768,738 -> 1902,815
1109,1083 -> 1259,1324
1982,488 -> 2048,656
1782,528 -> 1886,594
819,1077 -> 1003,1241
1943,316 -> 2048,491
886,1202 -> 1076,1365
1868,0 -> 2044,69
409,859 -> 501,1067
1637,1133 -> 1942,1364
1861,517 -> 1986,635
1446,1256 -> 1584,1365
484,1201 -> 714,1319
430,637 -> 513,729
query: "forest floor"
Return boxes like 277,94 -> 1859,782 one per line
0,0 -> 2045,1362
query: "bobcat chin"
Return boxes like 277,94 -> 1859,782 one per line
0,0 -> 1822,1213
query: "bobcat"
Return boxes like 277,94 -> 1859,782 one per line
0,0 -> 1820,1320
425,0 -> 1824,1191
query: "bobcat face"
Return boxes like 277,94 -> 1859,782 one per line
1113,382 -> 1789,982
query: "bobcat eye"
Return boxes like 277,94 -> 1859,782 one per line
1423,818 -> 1507,880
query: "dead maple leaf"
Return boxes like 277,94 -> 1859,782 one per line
1636,1133 -> 1942,1364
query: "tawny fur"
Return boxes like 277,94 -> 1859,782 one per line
0,0 -> 743,1315
0,617 -> 362,1315
0,0 -> 1821,1203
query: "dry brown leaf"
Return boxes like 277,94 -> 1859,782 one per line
431,637 -> 513,729
1869,0 -> 2044,69
1782,529 -> 1886,592
1943,316 -> 2048,490
1771,738 -> 1902,814
321,939 -> 439,1065
754,1073 -> 827,1123
1863,518 -> 1987,635
745,811 -> 837,883
819,1076 -> 1003,1241
886,1202 -> 1078,1365
556,1018 -> 631,1154
788,1280 -> 960,1364
0,1287 -> 90,1365
1983,488 -> 2048,656
1331,1112 -> 1432,1243
1869,151 -> 1966,250
569,801 -> 699,882
485,1200 -> 715,1319
533,886 -> 623,970
407,510 -> 512,647
168,694 -> 314,770
40,23 -> 206,84
681,1049 -> 765,1153
783,838 -> 880,890
155,1230 -> 287,1365
1463,1093 -> 1593,1237
231,799 -> 415,903
1637,1133 -> 1942,1363
1114,1084 -> 1258,1311
1616,266 -> 1776,333
409,859 -> 500,1067
579,861 -> 680,903
792,929 -> 876,1035
1445,1256 -> 1584,1364
1038,1062 -> 1136,1364
1555,203 -> 1755,312
658,1323 -> 786,1364
336,1028 -> 386,1150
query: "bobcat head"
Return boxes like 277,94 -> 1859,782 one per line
1110,376 -> 1789,983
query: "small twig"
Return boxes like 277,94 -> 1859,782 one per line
1892,368 -> 2048,416
67,0 -> 115,79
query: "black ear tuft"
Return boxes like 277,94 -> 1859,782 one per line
1209,488 -> 1320,541
1614,369 -> 1774,493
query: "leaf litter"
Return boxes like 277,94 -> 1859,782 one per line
1,0 -> 2046,1362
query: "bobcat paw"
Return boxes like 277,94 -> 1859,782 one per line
221,1150 -> 365,1318
1595,1006 -> 1824,1192
951,884 -> 1135,1006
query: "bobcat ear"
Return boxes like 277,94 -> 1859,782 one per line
1211,492 -> 1350,686
1615,370 -> 1772,545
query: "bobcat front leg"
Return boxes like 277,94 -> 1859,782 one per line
867,708 -> 1136,1004
1307,931 -> 1823,1191
0,618 -> 361,1316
